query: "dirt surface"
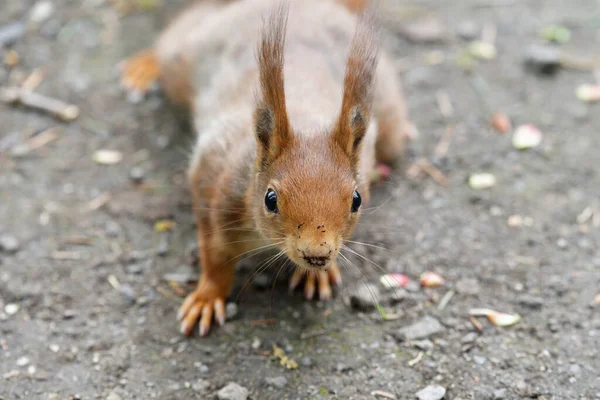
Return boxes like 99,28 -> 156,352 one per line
1,1 -> 600,399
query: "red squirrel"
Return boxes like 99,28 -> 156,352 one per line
119,0 -> 413,337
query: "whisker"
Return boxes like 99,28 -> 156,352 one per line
344,240 -> 389,251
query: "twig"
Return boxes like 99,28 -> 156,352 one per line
417,158 -> 449,186
250,319 -> 276,327
408,351 -> 424,366
156,285 -> 185,303
437,290 -> 455,310
469,316 -> 484,332
21,69 -> 44,91
11,127 -> 58,156
434,125 -> 456,159
50,251 -> 85,260
88,191 -> 111,211
0,86 -> 79,121
371,390 -> 397,399
435,90 -> 454,119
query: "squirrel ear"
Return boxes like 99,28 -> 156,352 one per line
333,8 -> 379,160
254,1 -> 292,165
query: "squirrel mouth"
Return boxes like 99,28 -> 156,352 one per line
303,255 -> 330,267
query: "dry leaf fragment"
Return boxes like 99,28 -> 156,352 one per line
93,150 -> 123,165
380,273 -> 409,288
154,219 -> 175,232
420,271 -> 445,287
468,41 -> 497,60
272,344 -> 298,369
490,112 -> 511,133
513,124 -> 543,149
468,173 -> 496,189
469,308 -> 521,327
576,84 -> 600,103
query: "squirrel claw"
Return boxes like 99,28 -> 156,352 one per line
119,49 -> 160,95
178,290 -> 226,337
289,265 -> 341,301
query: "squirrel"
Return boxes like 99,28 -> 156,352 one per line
119,0 -> 414,337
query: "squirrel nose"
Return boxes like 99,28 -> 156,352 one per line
303,255 -> 329,267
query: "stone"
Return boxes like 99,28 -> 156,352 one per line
524,44 -> 561,75
265,376 -> 287,389
493,389 -> 507,399
217,382 -> 249,400
456,20 -> 480,41
0,234 -> 20,253
192,379 -> 211,393
518,295 -> 544,310
226,302 -> 239,320
349,283 -> 380,310
395,316 -> 444,341
106,393 -> 122,400
415,385 -> 446,400
0,22 -> 26,47
29,1 -> 54,23
129,166 -> 145,184
399,16 -> 447,43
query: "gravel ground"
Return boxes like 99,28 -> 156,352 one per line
1,1 -> 600,399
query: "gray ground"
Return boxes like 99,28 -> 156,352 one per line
1,0 -> 599,399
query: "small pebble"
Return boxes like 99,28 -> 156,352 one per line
129,166 -> 145,184
349,283 -> 380,310
415,385 -> 446,400
473,355 -> 487,365
63,309 -> 76,319
118,284 -> 136,304
157,235 -> 169,256
104,221 -> 122,238
4,303 -> 19,315
0,234 -> 20,253
524,44 -> 561,75
252,274 -> 270,290
251,338 -> 262,349
301,356 -> 313,367
556,238 -> 568,249
460,332 -> 479,344
163,265 -> 197,283
49,344 -> 60,353
0,22 -> 26,47
217,382 -> 249,400
106,393 -> 122,400
518,295 -> 544,310
395,316 -> 445,341
493,389 -> 507,399
265,376 -> 288,389
412,339 -> 434,351
126,263 -> 144,275
456,20 -> 480,41
16,356 -> 30,367
399,16 -> 447,43
225,302 -> 239,320
192,379 -> 211,393
29,1 -> 55,23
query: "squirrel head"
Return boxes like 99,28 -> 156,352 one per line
251,2 -> 378,271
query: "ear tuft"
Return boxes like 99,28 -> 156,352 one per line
333,7 -> 380,158
254,1 -> 291,164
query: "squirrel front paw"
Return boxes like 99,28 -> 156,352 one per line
177,286 -> 227,337
289,265 -> 342,301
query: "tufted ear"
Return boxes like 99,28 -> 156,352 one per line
332,8 -> 379,162
254,1 -> 293,166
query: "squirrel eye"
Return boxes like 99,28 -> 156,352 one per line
264,188 -> 278,213
351,190 -> 361,213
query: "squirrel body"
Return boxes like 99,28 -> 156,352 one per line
120,0 -> 413,336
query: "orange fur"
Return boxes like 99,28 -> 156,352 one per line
123,0 -> 413,336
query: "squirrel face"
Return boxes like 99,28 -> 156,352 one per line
252,2 -> 378,271
253,134 -> 362,270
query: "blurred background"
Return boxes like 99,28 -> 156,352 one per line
1,0 -> 599,399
